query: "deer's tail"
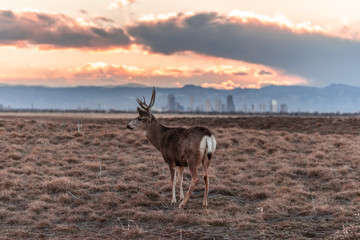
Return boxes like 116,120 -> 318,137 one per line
206,135 -> 217,160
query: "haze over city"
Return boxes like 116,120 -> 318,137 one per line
1,0 -> 360,90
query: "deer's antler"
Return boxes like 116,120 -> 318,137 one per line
136,87 -> 156,112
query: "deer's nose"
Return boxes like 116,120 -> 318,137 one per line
127,124 -> 133,130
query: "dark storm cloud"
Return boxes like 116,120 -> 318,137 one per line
127,12 -> 360,86
0,10 -> 131,50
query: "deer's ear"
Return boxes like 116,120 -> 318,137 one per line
137,107 -> 149,117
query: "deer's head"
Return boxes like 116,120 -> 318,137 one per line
127,87 -> 156,131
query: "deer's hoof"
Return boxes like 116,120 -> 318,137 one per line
178,201 -> 186,208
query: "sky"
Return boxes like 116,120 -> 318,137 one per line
0,0 -> 360,89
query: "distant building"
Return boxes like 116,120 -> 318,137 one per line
215,99 -> 222,112
270,100 -> 278,113
176,102 -> 184,112
167,94 -> 185,112
196,105 -> 204,112
189,95 -> 194,111
280,104 -> 288,113
226,95 -> 235,112
158,107 -> 168,112
242,103 -> 248,113
251,104 -> 256,113
167,94 -> 176,111
205,101 -> 212,112
259,104 -> 266,113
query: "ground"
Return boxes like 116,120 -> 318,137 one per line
1,114 -> 360,239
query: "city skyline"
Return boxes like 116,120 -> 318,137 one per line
165,93 -> 287,113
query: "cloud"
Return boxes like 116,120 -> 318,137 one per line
258,70 -> 273,75
202,80 -> 242,90
0,60 -> 306,89
108,0 -> 136,9
79,9 -> 88,15
72,62 -> 146,78
127,11 -> 360,86
0,9 -> 131,50
233,72 -> 248,76
94,16 -> 114,23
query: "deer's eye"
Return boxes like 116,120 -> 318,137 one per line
138,118 -> 142,121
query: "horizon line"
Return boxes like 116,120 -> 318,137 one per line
0,83 -> 354,90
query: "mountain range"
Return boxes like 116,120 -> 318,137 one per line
0,83 -> 359,113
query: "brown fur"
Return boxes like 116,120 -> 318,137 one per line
158,124 -> 212,167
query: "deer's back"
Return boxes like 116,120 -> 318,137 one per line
160,126 -> 212,167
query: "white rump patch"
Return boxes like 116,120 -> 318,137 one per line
200,135 -> 217,159
200,136 -> 207,151
210,135 -> 216,153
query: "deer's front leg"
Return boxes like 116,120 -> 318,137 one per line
170,167 -> 177,205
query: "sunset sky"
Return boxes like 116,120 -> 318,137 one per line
0,0 -> 360,89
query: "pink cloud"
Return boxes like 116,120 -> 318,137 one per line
0,61 -> 307,89
0,9 -> 131,50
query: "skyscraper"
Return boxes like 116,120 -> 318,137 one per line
280,104 -> 288,113
189,95 -> 194,111
205,101 -> 212,112
167,94 -> 176,111
242,103 -> 248,113
215,99 -> 222,112
251,104 -> 256,113
226,95 -> 235,112
259,104 -> 266,113
270,100 -> 278,113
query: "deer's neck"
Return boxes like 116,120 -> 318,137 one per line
145,118 -> 166,151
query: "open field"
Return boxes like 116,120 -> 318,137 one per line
1,114 -> 360,239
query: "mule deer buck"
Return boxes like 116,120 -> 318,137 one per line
127,88 -> 216,208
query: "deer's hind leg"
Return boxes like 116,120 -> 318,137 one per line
178,167 -> 185,201
202,157 -> 211,208
179,161 -> 199,208
169,165 -> 177,205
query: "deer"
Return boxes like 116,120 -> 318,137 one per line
127,87 -> 217,208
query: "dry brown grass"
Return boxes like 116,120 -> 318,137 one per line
1,115 -> 360,239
